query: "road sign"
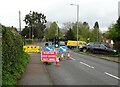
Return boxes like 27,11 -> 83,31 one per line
45,46 -> 54,51
59,46 -> 67,53
41,51 -> 56,62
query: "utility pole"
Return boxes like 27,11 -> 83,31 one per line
19,11 -> 21,33
118,1 -> 120,17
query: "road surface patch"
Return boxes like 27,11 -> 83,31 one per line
80,62 -> 94,69
104,72 -> 120,80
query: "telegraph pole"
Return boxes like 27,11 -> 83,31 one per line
19,11 -> 21,32
118,1 -> 120,17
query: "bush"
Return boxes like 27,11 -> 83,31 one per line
113,41 -> 120,52
2,26 -> 30,86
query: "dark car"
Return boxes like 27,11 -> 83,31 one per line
86,42 -> 117,54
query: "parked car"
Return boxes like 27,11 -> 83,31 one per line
86,42 -> 117,54
59,41 -> 66,46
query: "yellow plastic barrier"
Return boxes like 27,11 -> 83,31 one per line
23,45 -> 40,53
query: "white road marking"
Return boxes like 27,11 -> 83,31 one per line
70,57 -> 76,60
80,62 -> 94,69
105,72 -> 120,80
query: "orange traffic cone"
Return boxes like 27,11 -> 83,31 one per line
67,51 -> 71,60
60,53 -> 64,60
56,58 -> 60,66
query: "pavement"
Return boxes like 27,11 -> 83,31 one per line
17,53 -> 53,85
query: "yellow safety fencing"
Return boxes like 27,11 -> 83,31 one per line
23,45 -> 40,53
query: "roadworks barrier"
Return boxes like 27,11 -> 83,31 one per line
23,45 -> 40,53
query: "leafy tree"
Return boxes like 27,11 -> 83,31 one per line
71,22 -> 90,42
58,27 -> 63,40
114,17 -> 120,41
23,11 -> 47,39
21,26 -> 30,38
93,21 -> 100,42
89,28 -> 98,42
79,22 -> 90,42
105,17 -> 120,41
45,22 -> 57,41
72,23 -> 77,40
105,17 -> 120,51
63,22 -> 91,42
65,28 -> 75,40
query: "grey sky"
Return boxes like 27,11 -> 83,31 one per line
0,0 -> 119,32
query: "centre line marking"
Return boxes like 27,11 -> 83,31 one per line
80,62 -> 94,69
70,57 -> 76,60
104,72 -> 120,80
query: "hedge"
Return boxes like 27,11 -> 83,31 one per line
2,26 -> 30,86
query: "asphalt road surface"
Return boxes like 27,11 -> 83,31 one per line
36,42 -> 119,85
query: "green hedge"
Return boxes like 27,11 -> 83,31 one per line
2,26 -> 30,86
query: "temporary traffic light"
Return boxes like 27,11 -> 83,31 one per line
54,35 -> 59,48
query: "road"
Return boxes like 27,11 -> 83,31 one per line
35,42 -> 119,85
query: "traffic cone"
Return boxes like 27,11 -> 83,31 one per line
60,53 -> 64,60
56,58 -> 60,66
67,51 -> 71,60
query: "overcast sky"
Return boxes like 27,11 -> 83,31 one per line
0,0 -> 119,32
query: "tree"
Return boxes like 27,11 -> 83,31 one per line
45,22 -> 57,41
79,22 -> 90,42
105,17 -> 120,51
23,11 -> 47,39
89,28 -> 98,42
65,28 -> 75,40
93,21 -> 100,42
63,22 -> 91,42
105,17 -> 120,41
21,26 -> 30,38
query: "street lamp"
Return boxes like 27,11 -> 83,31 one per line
70,4 -> 79,49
